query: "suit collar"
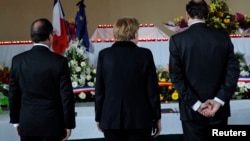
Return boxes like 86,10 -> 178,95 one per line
111,41 -> 138,48
189,22 -> 206,28
33,43 -> 50,49
31,45 -> 51,51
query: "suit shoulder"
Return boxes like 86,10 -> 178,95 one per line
209,28 -> 231,40
54,52 -> 67,59
137,47 -> 154,56
98,47 -> 111,55
12,50 -> 30,60
138,47 -> 151,52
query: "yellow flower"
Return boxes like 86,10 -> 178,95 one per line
209,3 -> 216,12
158,73 -> 162,79
218,12 -> 224,17
171,90 -> 179,100
160,94 -> 164,101
160,78 -> 166,82
224,18 -> 230,23
168,85 -> 173,90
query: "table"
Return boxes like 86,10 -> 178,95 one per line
88,41 -> 169,68
1,99 -> 249,141
1,37 -> 250,69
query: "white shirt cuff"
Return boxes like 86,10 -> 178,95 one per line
13,124 -> 19,128
192,100 -> 202,111
214,97 -> 224,106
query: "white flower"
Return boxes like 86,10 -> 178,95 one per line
87,82 -> 94,87
90,91 -> 95,95
86,75 -> 92,80
240,71 -> 249,76
70,60 -> 78,66
78,92 -> 86,99
245,83 -> 250,89
72,81 -> 78,88
86,68 -> 91,74
78,47 -> 86,54
80,74 -> 86,79
234,91 -> 239,95
2,84 -> 9,90
237,81 -> 250,94
92,68 -> 96,74
81,62 -> 87,67
78,78 -> 85,86
238,82 -> 245,88
76,66 -> 82,72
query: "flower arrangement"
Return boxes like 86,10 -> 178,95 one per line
64,40 -> 96,102
235,13 -> 250,30
163,16 -> 188,33
0,90 -> 9,113
0,64 -> 10,85
206,0 -> 239,34
233,52 -> 250,99
157,65 -> 171,82
0,64 -> 9,113
64,40 -> 96,88
164,0 -> 240,34
156,65 -> 179,102
235,12 -> 250,36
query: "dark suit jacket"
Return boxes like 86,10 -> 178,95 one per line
95,41 -> 161,129
9,45 -> 76,137
169,23 -> 240,121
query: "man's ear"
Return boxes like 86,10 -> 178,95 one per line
49,34 -> 53,41
185,11 -> 190,21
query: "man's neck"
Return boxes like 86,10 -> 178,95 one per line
188,19 -> 205,26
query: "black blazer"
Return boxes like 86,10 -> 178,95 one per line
95,41 -> 161,129
169,23 -> 240,121
9,45 -> 76,137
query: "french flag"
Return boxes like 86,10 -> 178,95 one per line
52,0 -> 69,55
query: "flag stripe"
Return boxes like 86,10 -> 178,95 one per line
52,0 -> 69,54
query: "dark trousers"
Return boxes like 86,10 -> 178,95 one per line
103,129 -> 152,141
181,117 -> 228,141
20,136 -> 63,141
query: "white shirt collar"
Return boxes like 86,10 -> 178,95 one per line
33,43 -> 50,49
189,20 -> 205,26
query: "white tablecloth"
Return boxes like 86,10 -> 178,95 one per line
90,26 -> 169,41
1,38 -> 250,69
0,100 -> 249,140
88,41 -> 169,68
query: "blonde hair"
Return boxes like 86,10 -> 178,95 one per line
113,16 -> 139,41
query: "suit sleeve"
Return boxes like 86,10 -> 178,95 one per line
146,50 -> 161,121
216,36 -> 240,102
95,51 -> 105,122
60,57 -> 76,129
8,57 -> 22,124
169,37 -> 199,107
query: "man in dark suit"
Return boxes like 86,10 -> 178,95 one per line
8,18 -> 76,141
169,0 -> 240,141
95,17 -> 162,141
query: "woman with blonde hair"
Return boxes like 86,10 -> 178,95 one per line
95,16 -> 162,141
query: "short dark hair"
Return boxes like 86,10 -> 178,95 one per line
30,18 -> 53,43
186,0 -> 209,19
